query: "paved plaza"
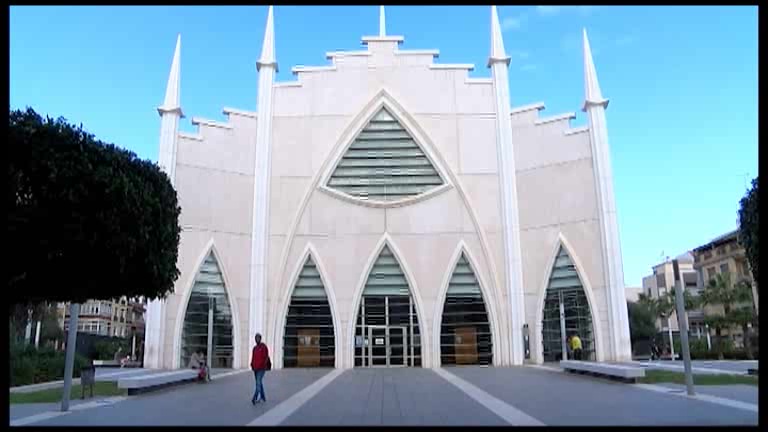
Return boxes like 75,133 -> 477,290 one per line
10,365 -> 758,426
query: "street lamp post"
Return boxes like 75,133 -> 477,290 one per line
673,259 -> 695,396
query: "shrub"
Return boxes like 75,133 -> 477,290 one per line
10,344 -> 87,387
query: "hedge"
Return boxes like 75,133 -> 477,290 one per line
10,343 -> 88,387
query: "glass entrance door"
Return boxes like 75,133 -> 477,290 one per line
388,327 -> 407,367
367,326 -> 407,367
368,326 -> 388,366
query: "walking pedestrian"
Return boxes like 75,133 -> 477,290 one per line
251,333 -> 271,405
570,333 -> 583,360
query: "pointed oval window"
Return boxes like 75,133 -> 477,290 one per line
283,256 -> 335,368
541,246 -> 595,362
180,252 -> 234,368
354,245 -> 422,367
327,108 -> 445,203
440,253 -> 493,366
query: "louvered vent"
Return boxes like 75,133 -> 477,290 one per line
363,246 -> 411,296
547,247 -> 584,291
327,108 -> 444,202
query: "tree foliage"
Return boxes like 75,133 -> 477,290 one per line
8,107 -> 181,305
627,301 -> 657,344
700,272 -> 756,359
738,176 -> 758,289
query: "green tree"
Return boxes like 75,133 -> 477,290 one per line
738,177 -> 758,290
8,108 -> 181,306
700,272 -> 755,359
627,301 -> 657,347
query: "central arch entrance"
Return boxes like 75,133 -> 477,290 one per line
354,245 -> 422,367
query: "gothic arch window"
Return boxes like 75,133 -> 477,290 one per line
541,246 -> 595,362
327,108 -> 444,203
440,253 -> 493,366
180,252 -> 234,368
354,245 -> 422,367
283,256 -> 335,368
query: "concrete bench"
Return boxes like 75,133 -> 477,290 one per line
94,360 -> 141,368
117,370 -> 200,395
560,360 -> 645,383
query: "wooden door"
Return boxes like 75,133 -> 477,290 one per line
454,326 -> 478,364
297,329 -> 321,367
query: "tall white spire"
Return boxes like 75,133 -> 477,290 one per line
488,5 -> 525,366
146,33 -> 184,370
379,5 -> 386,37
582,28 -> 607,109
250,5 -> 278,361
257,5 -> 277,72
488,5 -> 510,66
159,34 -> 183,112
582,28 -> 632,362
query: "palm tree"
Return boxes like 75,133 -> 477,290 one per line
699,273 -> 755,360
638,292 -> 675,357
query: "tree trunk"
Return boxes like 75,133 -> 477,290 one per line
742,324 -> 753,360
715,327 -> 724,360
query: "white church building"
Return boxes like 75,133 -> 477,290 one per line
142,6 -> 632,370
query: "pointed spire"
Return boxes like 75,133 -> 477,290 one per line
257,6 -> 278,72
158,34 -> 183,117
379,5 -> 386,37
582,28 -> 608,111
487,6 -> 510,67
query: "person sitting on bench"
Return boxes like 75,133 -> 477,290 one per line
188,350 -> 209,381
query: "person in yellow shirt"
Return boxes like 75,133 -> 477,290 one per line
570,333 -> 583,360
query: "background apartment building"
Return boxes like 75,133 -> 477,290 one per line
59,297 -> 146,338
691,229 -> 757,348
641,252 -> 703,336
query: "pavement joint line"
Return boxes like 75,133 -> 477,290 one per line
636,362 -> 749,376
246,369 -> 345,426
10,410 -> 71,426
524,364 -> 563,373
9,396 -> 130,426
432,367 -> 545,426
633,383 -> 759,413
210,369 -> 251,381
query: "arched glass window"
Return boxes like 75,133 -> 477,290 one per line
327,108 -> 444,203
354,245 -> 421,367
440,253 -> 492,366
283,256 -> 335,368
541,246 -> 595,362
180,252 -> 234,368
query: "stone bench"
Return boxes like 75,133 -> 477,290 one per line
560,360 -> 645,383
117,370 -> 200,395
94,360 -> 141,368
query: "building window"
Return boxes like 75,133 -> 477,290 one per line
720,263 -> 730,275
326,107 -> 445,203
283,255 -> 336,368
354,246 -> 422,367
707,267 -> 717,281
440,253 -> 492,366
541,246 -> 595,362
180,252 -> 234,369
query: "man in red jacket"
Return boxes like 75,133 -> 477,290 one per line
251,333 -> 269,405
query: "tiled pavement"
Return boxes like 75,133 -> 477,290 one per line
280,368 -> 508,426
10,366 -> 759,426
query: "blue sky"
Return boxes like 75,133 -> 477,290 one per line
10,6 -> 757,288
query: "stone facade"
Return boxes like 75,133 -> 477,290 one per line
144,6 -> 632,370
